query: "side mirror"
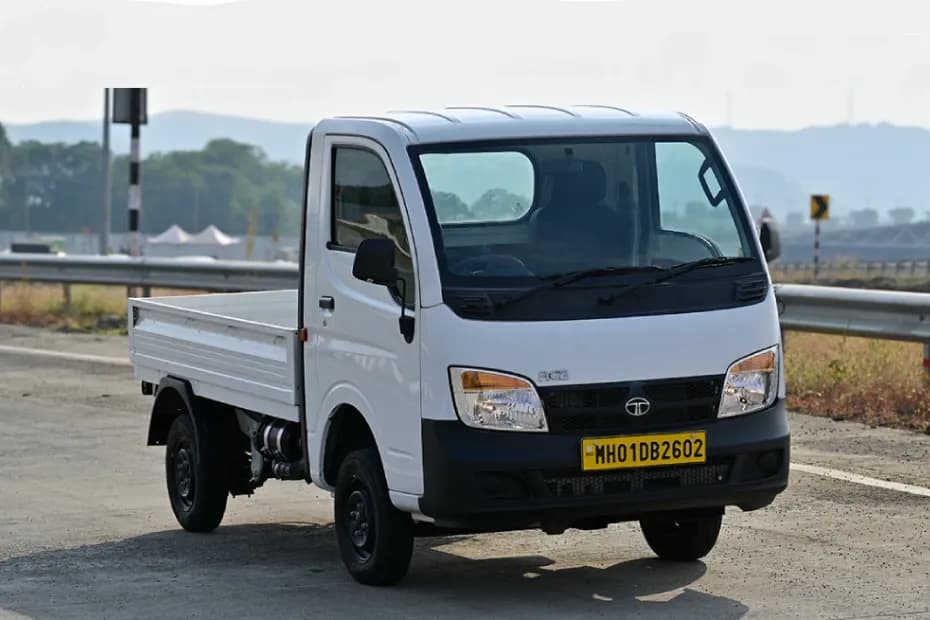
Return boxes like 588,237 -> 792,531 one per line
353,238 -> 397,285
759,219 -> 781,263
353,237 -> 415,343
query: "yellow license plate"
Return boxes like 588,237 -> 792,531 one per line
581,431 -> 707,471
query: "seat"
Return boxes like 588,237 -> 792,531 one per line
532,160 -> 608,241
531,161 -> 633,263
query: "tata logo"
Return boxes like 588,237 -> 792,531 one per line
624,397 -> 651,417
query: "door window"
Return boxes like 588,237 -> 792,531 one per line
331,147 -> 414,305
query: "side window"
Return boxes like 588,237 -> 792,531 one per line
331,146 -> 414,304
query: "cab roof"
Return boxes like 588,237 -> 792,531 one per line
321,105 -> 709,145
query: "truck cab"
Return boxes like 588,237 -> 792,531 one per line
131,105 -> 788,586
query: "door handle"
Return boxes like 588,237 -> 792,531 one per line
318,296 -> 335,311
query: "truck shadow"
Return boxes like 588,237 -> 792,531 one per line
0,523 -> 749,619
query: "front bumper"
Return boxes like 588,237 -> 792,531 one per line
419,400 -> 789,531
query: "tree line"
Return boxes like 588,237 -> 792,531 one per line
0,122 -> 303,240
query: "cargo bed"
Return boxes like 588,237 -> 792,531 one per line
129,289 -> 301,422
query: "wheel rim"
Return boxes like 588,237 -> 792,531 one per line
171,443 -> 195,511
345,486 -> 374,562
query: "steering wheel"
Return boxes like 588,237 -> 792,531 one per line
657,230 -> 724,262
692,232 -> 724,257
450,254 -> 534,277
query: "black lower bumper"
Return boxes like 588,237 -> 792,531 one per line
419,400 -> 789,531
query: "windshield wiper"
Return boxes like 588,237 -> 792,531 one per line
597,256 -> 758,306
493,265 -> 665,312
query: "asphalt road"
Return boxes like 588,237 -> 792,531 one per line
1,325 -> 929,619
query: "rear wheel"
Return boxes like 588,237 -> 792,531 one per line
640,512 -> 722,561
334,448 -> 414,586
165,413 -> 228,532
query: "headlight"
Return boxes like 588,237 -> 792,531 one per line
718,346 -> 779,418
450,368 -> 548,432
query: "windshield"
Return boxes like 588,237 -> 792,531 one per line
412,137 -> 764,320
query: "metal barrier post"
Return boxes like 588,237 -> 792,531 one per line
813,220 -> 821,280
924,344 -> 930,382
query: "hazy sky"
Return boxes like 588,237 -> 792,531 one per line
2,0 -> 930,129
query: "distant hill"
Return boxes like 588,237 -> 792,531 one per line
7,112 -> 930,217
713,124 -> 930,220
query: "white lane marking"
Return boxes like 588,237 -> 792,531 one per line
0,344 -> 130,367
792,462 -> 930,498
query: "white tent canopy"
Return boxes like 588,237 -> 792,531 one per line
147,225 -> 190,244
187,225 -> 240,246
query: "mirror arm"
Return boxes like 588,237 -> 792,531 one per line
395,277 -> 415,343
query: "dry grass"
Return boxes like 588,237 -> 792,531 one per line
0,283 -> 127,331
776,271 -> 930,432
785,331 -> 930,433
0,283 -> 191,332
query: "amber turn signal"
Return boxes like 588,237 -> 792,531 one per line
459,370 -> 531,391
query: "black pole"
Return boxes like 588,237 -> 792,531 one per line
112,87 -> 146,262
100,88 -> 112,255
129,109 -> 141,256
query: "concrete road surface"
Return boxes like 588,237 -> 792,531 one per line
0,325 -> 928,619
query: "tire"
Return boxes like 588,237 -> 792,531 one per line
334,448 -> 414,586
640,513 -> 722,561
165,413 -> 228,533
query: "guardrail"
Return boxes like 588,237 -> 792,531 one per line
3,254 -> 930,352
0,254 -> 298,292
775,284 -> 930,343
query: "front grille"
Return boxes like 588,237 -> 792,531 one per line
539,375 -> 723,435
543,462 -> 731,498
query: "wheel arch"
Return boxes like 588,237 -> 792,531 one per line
147,377 -> 198,447
321,403 -> 380,489
147,377 -> 237,453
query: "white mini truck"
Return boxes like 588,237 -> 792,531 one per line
130,105 -> 789,586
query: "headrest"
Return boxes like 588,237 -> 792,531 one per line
548,159 -> 607,207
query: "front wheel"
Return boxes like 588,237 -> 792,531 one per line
334,448 -> 414,586
165,413 -> 228,533
640,512 -> 722,561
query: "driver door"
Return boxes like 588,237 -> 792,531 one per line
307,136 -> 422,495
